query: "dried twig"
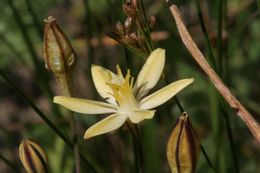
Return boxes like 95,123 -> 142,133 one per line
169,4 -> 260,142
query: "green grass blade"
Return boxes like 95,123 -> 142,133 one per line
0,154 -> 21,173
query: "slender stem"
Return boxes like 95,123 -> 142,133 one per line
126,121 -> 144,173
61,79 -> 81,173
0,33 -> 22,62
220,103 -> 240,173
139,0 -> 148,24
83,0 -> 94,61
6,0 -> 41,71
5,0 -> 62,119
0,154 -> 21,173
200,145 -> 215,170
258,0 -> 260,14
125,1 -> 214,170
217,0 -> 223,75
70,113 -> 81,173
169,4 -> 260,142
163,73 -> 185,113
194,0 -> 217,71
136,19 -> 153,53
195,1 -> 239,171
24,0 -> 43,39
0,70 -> 98,173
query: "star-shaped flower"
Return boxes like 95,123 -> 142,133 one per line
54,48 -> 194,139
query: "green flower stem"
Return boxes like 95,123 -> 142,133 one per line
0,33 -> 23,63
194,0 -> 218,71
136,19 -> 153,53
217,0 -> 223,75
258,0 -> 260,14
124,49 -> 143,173
164,72 -> 215,171
126,121 -> 144,173
61,81 -> 81,173
216,0 -> 239,171
139,0 -> 154,51
5,0 -> 41,69
0,154 -> 21,173
220,102 -> 240,173
24,0 -> 43,39
70,112 -> 81,173
135,8 -> 215,169
6,0 -> 62,119
0,70 -> 98,173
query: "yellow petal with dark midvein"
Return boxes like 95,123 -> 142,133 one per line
167,113 -> 200,173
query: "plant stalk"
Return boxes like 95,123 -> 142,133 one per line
0,154 -> 21,173
127,121 -> 144,173
169,4 -> 260,142
0,69 -> 98,173
61,80 -> 81,173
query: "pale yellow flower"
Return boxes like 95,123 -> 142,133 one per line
54,48 -> 194,139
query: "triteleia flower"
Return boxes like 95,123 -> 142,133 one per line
54,48 -> 194,139
19,139 -> 48,173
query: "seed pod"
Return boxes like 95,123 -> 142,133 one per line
167,112 -> 200,173
43,16 -> 76,95
19,139 -> 48,173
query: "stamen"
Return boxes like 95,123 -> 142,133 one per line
116,65 -> 124,78
107,65 -> 138,111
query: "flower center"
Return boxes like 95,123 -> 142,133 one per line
108,65 -> 138,113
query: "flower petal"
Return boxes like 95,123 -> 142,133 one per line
84,114 -> 127,139
54,96 -> 117,114
129,110 -> 156,124
91,65 -> 117,105
134,48 -> 165,99
139,78 -> 194,109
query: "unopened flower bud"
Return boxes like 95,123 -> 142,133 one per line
19,139 -> 48,173
115,21 -> 125,35
149,16 -> 156,30
126,33 -> 139,47
167,112 -> 200,173
124,17 -> 133,34
43,16 -> 76,95
123,0 -> 138,17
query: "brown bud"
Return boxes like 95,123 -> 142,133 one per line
124,17 -> 133,34
126,33 -> 139,47
43,16 -> 76,95
19,139 -> 48,173
123,0 -> 138,17
149,16 -> 156,30
167,112 -> 200,173
115,21 -> 125,35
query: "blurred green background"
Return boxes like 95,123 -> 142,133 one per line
0,0 -> 259,173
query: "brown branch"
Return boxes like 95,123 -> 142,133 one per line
169,4 -> 260,143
